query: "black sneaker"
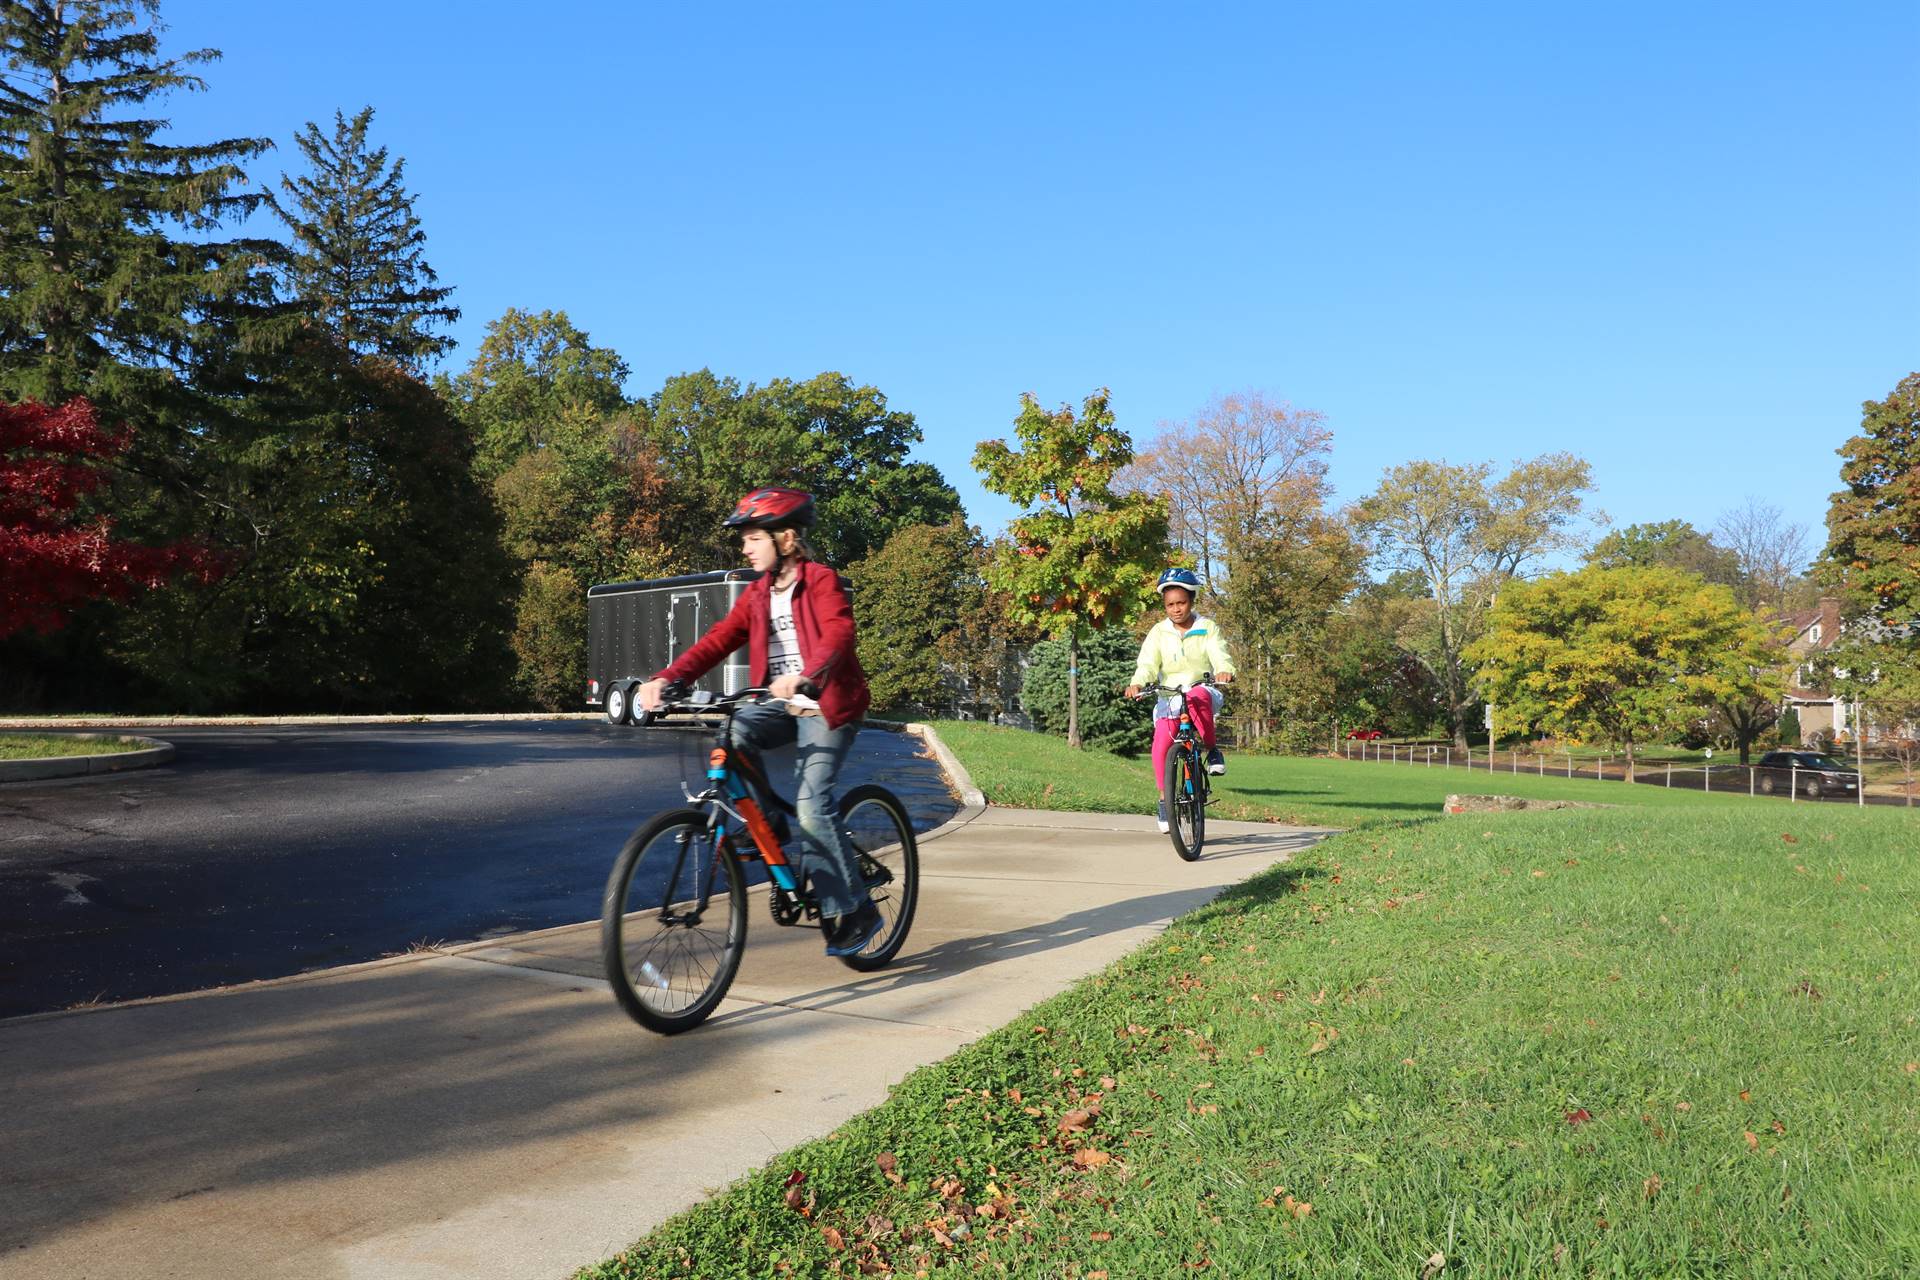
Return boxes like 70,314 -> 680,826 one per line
1206,747 -> 1226,776
823,900 -> 883,956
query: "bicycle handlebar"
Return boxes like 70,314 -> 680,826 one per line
1132,673 -> 1216,700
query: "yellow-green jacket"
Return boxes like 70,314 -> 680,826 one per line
1130,616 -> 1235,689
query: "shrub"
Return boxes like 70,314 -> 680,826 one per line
1776,706 -> 1802,746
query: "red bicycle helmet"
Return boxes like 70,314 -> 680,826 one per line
724,486 -> 816,531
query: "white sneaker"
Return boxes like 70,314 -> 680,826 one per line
1156,799 -> 1170,834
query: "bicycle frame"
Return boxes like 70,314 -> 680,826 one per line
656,686 -> 810,903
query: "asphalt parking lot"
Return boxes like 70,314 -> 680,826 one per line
0,720 -> 956,1018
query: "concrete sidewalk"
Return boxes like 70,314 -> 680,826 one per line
0,807 -> 1331,1280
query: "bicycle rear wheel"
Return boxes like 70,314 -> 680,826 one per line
836,783 -> 919,971
601,808 -> 748,1034
1165,745 -> 1204,861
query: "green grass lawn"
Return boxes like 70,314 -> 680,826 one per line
0,732 -> 144,760
583,729 -> 1920,1280
932,722 -> 1769,829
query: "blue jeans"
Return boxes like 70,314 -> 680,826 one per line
730,701 -> 867,918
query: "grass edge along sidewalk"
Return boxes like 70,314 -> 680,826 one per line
583,728 -> 1920,1280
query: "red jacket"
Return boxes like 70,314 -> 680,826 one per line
654,560 -> 871,729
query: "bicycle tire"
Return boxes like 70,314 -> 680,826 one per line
836,783 -> 919,971
1165,745 -> 1203,861
601,808 -> 748,1034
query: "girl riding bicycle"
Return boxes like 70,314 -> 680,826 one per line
636,487 -> 883,957
1124,568 -> 1235,833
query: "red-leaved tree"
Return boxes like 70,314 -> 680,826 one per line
1,399 -> 220,638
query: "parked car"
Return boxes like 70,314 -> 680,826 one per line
1754,750 -> 1860,798
1345,728 -> 1384,741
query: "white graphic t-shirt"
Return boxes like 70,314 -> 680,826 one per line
767,583 -> 807,681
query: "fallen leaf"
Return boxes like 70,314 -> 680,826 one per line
1031,1025 -> 1050,1035
1552,1242 -> 1567,1264
821,1226 -> 845,1250
1532,869 -> 1548,878
1087,1273 -> 1108,1280
1904,1062 -> 1918,1074
1100,1076 -> 1116,1089
1772,1119 -> 1786,1135
1197,1104 -> 1218,1115
1023,1106 -> 1044,1117
1675,1101 -> 1692,1112
1007,1088 -> 1022,1102
1058,1109 -> 1093,1133
876,1151 -> 902,1185
1421,1250 -> 1447,1279
1739,1089 -> 1752,1102
1090,1231 -> 1113,1242
1643,1174 -> 1663,1200
783,1185 -> 806,1212
1565,1108 -> 1593,1126
784,1169 -> 807,1187
1744,1131 -> 1760,1151
1073,1148 -> 1112,1168
1782,833 -> 1798,844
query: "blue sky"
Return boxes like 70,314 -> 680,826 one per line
160,1 -> 1917,556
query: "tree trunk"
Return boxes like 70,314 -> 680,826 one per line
1066,626 -> 1081,750
1624,740 -> 1636,783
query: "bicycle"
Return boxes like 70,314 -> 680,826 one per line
1135,675 -> 1215,862
600,685 -> 920,1034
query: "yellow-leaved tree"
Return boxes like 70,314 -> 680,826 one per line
1466,565 -> 1783,780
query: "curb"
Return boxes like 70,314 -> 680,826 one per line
0,733 -> 175,783
903,721 -> 988,812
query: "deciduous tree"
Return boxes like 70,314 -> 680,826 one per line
974,389 -> 1168,748
1719,498 -> 1814,614
1356,453 -> 1598,748
442,308 -> 630,483
0,398 -> 217,638
1120,392 -> 1360,750
847,518 -> 980,711
1819,372 -> 1920,627
1587,520 -> 1745,591
1467,565 -> 1782,779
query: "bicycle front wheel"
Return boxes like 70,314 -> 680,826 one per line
1165,746 -> 1204,862
601,808 -> 748,1034
837,784 -> 919,971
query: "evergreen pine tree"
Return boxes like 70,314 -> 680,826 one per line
270,107 -> 458,368
0,0 -> 278,411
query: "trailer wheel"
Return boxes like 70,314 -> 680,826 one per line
635,708 -> 658,728
605,683 -> 632,725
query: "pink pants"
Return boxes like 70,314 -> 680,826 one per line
1152,688 -> 1218,793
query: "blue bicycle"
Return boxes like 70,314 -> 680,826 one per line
1137,675 -> 1214,861
600,686 -> 919,1034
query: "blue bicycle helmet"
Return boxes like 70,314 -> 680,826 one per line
1157,567 -> 1202,595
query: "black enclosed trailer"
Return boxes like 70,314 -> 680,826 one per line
586,570 -> 761,725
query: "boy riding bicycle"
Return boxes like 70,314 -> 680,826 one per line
1124,568 -> 1235,834
636,487 -> 883,957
